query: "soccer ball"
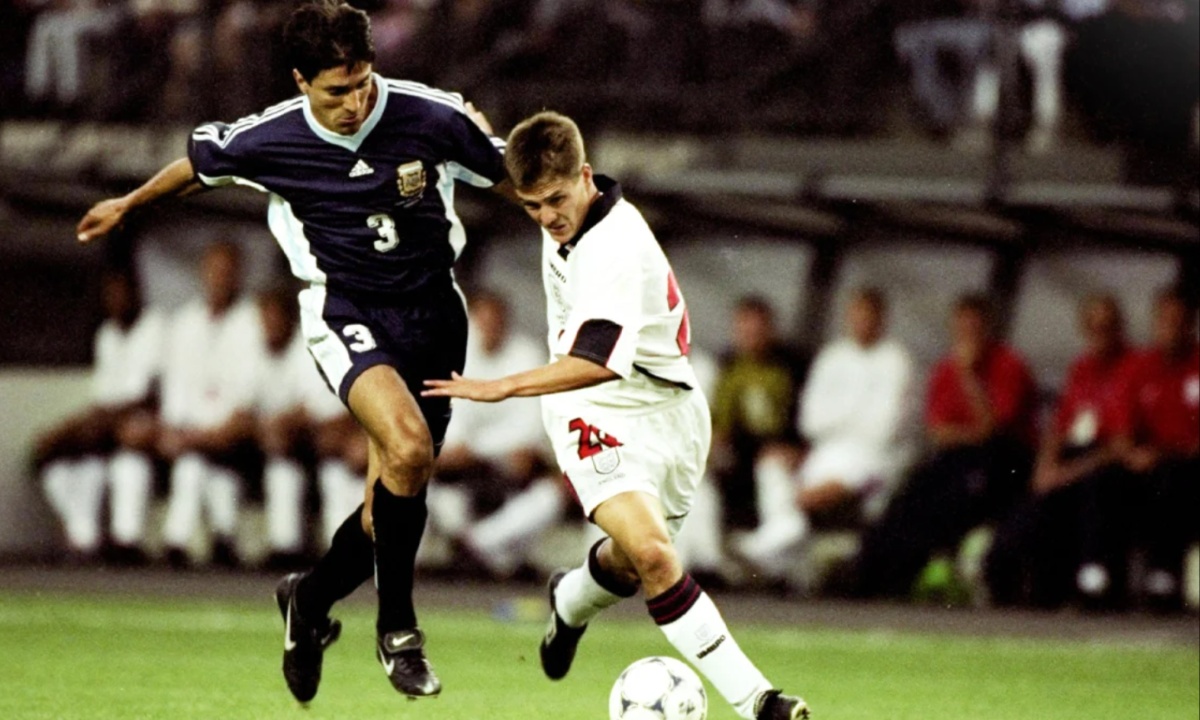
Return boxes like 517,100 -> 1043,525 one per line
609,656 -> 707,720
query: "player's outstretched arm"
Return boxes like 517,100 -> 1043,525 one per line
422,356 -> 618,403
77,158 -> 205,243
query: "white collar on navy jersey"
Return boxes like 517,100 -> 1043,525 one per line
302,72 -> 389,153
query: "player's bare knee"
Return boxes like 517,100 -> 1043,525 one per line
378,432 -> 434,494
625,536 -> 679,588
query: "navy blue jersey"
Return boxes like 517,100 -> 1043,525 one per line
188,76 -> 506,296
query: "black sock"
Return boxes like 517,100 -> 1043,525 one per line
296,503 -> 374,621
371,480 -> 428,635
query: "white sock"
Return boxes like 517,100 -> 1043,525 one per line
653,580 -> 772,720
204,466 -> 242,539
425,482 -> 472,538
108,450 -> 152,547
69,456 -> 107,552
42,460 -> 74,524
752,454 -> 805,541
264,457 -> 306,553
469,477 -> 564,559
162,454 -> 206,548
972,64 -> 1001,124
555,543 -> 633,628
318,459 -> 363,547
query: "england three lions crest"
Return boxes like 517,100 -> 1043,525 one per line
396,161 -> 426,207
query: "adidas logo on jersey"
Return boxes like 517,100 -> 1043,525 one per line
349,159 -> 375,178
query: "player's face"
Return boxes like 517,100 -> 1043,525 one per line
295,62 -> 376,136
259,298 -> 294,353
847,297 -> 883,347
516,165 -> 596,243
201,246 -> 240,313
732,308 -> 773,356
1081,299 -> 1122,354
1153,297 -> 1191,352
101,275 -> 135,323
472,298 -> 508,354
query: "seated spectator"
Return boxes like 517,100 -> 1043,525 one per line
961,0 -> 1069,154
158,240 -> 264,569
35,269 -> 163,564
425,290 -> 562,579
1116,286 -> 1199,610
253,286 -> 354,570
985,294 -> 1136,608
736,288 -> 918,582
710,296 -> 804,532
23,0 -> 131,115
894,0 -> 993,138
853,294 -> 1038,599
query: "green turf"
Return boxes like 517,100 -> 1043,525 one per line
0,593 -> 1195,720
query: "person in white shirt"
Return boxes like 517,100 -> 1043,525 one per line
425,290 -> 562,579
253,287 -> 356,569
36,269 -> 164,563
157,240 -> 264,568
424,111 -> 810,720
737,288 -> 918,581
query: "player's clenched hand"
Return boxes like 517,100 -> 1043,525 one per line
422,372 -> 511,403
464,102 -> 495,136
76,197 -> 130,244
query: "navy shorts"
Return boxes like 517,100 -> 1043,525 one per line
299,282 -> 468,447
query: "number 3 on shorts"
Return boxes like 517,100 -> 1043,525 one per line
343,324 -> 377,352
368,214 -> 400,252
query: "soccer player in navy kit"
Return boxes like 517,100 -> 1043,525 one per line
76,1 -> 505,704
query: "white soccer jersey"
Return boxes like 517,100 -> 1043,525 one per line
541,176 -> 699,414
91,309 -> 165,408
443,326 -> 546,460
255,331 -> 346,422
160,299 -> 265,430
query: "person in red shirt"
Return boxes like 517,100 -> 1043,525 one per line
1116,287 -> 1199,609
853,294 -> 1038,598
985,294 -> 1137,608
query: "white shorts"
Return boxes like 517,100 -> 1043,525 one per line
543,389 -> 711,537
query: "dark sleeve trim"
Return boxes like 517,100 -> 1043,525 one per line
569,319 -> 623,367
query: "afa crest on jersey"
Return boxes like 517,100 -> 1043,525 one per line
396,160 -> 427,206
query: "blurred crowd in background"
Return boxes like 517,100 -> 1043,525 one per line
1,0 -> 1198,154
32,236 -> 1199,615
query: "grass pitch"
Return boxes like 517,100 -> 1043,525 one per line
0,592 -> 1195,720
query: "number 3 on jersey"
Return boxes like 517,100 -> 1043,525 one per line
368,214 -> 400,252
666,270 -> 691,356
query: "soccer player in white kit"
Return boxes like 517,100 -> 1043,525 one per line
423,111 -> 811,720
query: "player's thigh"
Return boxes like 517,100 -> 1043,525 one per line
593,490 -> 681,591
347,365 -> 434,467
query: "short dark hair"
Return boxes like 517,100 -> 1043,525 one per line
505,111 -> 586,190
735,295 -> 775,320
283,2 -> 375,82
954,293 -> 993,321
